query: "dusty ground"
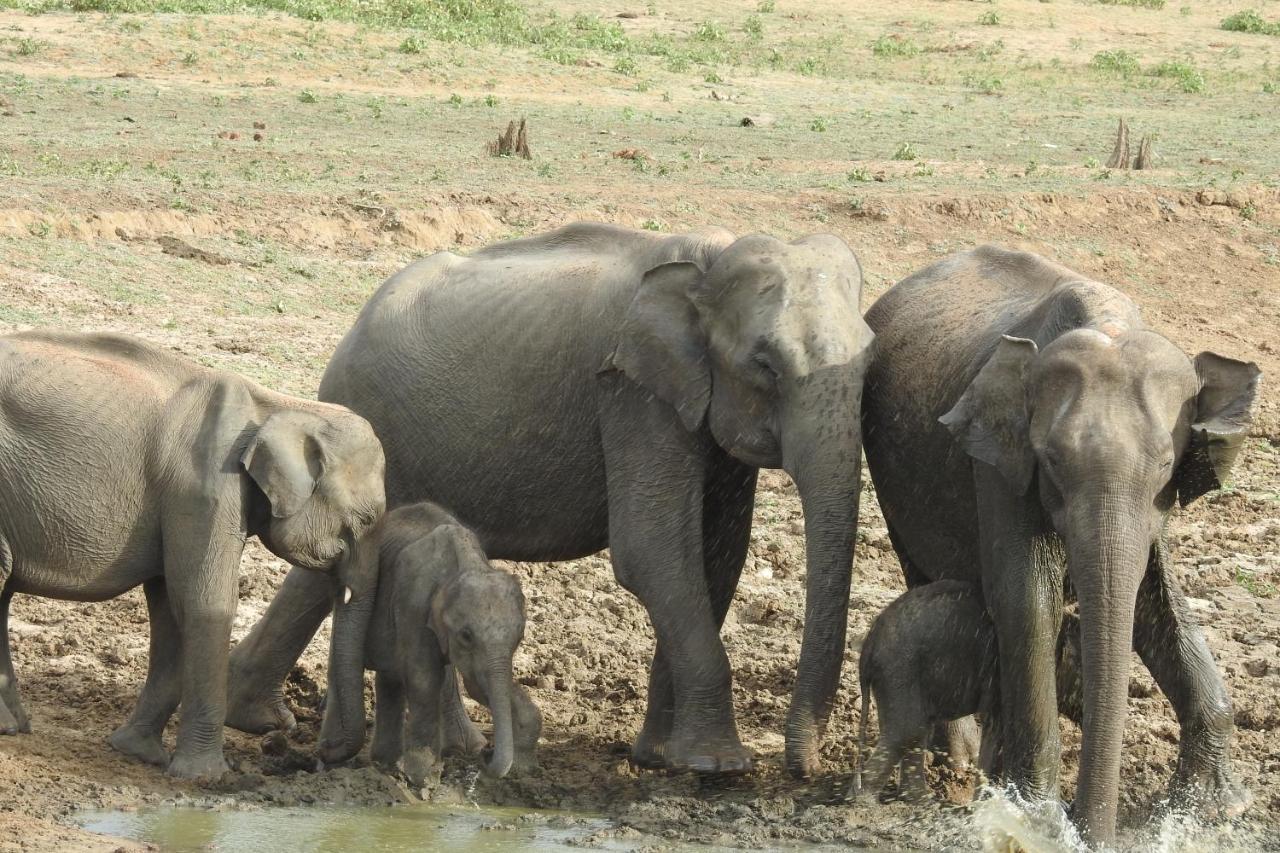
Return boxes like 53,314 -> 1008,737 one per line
0,0 -> 1278,850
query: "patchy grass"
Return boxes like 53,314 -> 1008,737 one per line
1095,0 -> 1166,8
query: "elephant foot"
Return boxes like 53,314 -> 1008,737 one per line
1168,763 -> 1252,822
663,729 -> 753,775
167,749 -> 230,780
225,684 -> 296,735
401,747 -> 442,788
108,724 -> 170,767
631,726 -> 670,770
0,708 -> 29,736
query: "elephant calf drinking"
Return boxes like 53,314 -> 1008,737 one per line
852,580 -> 998,802
0,330 -> 386,778
365,502 -> 541,783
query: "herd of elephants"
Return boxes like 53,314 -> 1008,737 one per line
0,223 -> 1263,847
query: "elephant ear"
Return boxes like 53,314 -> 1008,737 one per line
939,335 -> 1039,494
601,261 -> 711,432
242,411 -> 327,518
1174,352 -> 1262,507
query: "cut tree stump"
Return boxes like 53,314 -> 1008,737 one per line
487,117 -> 531,159
1133,135 -> 1153,170
1105,118 -> 1130,169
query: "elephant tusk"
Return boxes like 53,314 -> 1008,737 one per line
342,586 -> 353,605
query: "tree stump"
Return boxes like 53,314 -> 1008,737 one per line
487,117 -> 531,159
1105,118 -> 1130,169
1133,135 -> 1153,170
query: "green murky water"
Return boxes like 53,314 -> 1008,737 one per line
75,804 -> 639,852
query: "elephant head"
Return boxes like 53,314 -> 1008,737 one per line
423,525 -> 528,778
941,323 -> 1260,844
242,406 -> 387,764
606,232 -> 874,776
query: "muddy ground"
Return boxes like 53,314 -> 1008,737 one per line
1,0 -> 1279,850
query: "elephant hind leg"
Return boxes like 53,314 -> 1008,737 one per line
109,578 -> 180,766
0,593 -> 25,735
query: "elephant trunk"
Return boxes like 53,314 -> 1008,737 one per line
484,657 -> 515,779
781,367 -> 863,778
1066,490 -> 1147,848
317,535 -> 380,764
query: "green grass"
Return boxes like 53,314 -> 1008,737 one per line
1090,48 -> 1140,76
1221,9 -> 1280,36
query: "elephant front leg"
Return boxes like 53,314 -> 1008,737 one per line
436,667 -> 485,757
402,661 -> 444,787
977,471 -> 1065,804
635,458 -> 755,768
0,589 -> 31,734
371,671 -> 406,769
1134,542 -> 1250,820
109,578 -> 180,767
163,524 -> 241,780
600,398 -> 749,775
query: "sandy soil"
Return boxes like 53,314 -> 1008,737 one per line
0,184 -> 1276,852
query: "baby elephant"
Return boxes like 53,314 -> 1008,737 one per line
852,580 -> 998,801
364,502 -> 540,783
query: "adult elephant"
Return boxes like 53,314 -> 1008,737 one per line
228,222 -> 873,775
0,331 -> 386,777
861,246 -> 1259,846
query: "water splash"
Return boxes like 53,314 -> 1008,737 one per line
971,784 -> 1086,853
968,785 -> 1276,853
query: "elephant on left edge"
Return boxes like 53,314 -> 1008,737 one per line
0,330 -> 386,779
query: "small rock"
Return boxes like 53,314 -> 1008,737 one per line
253,131 -> 264,142
253,120 -> 266,129
740,114 -> 776,127
1244,658 -> 1269,678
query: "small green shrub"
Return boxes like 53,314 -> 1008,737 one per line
756,0 -> 775,11
892,142 -> 917,161
743,14 -> 763,39
847,166 -> 871,182
810,117 -> 827,132
613,54 -> 639,76
693,20 -> 725,41
1221,9 -> 1280,35
978,10 -> 1000,25
1151,59 -> 1205,92
871,34 -> 920,57
1090,48 -> 1140,76
398,34 -> 427,53
298,89 -> 318,103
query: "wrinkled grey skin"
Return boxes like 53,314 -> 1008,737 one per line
852,580 -> 998,802
862,246 -> 1261,846
365,502 -> 540,783
0,331 -> 385,778
228,222 -> 873,776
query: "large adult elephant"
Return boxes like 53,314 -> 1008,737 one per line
861,246 -> 1259,845
228,222 -> 873,775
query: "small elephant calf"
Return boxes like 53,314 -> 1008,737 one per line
852,580 -> 998,801
364,502 -> 541,783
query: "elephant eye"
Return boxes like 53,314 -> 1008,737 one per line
752,353 -> 779,382
458,627 -> 474,645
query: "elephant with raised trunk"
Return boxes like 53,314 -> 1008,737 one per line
0,330 -> 385,778
228,222 -> 874,776
366,502 -> 541,783
862,246 -> 1260,845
